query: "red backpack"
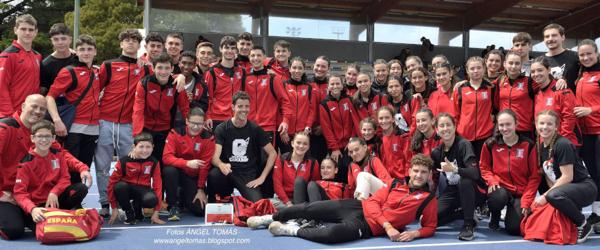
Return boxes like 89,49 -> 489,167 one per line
232,196 -> 276,227
36,208 -> 102,244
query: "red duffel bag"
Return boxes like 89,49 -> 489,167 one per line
520,203 -> 577,245
36,208 -> 102,244
232,196 -> 276,227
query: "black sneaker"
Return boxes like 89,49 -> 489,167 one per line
458,223 -> 475,241
124,210 -> 136,225
488,213 -> 500,231
99,204 -> 110,219
168,207 -> 181,221
578,220 -> 592,243
588,213 -> 600,225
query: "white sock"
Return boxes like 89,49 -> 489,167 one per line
593,201 -> 600,215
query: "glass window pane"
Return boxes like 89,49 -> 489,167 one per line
268,16 -> 352,41
374,23 -> 438,44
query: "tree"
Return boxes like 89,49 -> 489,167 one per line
65,0 -> 142,62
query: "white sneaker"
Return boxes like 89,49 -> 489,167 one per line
247,215 -> 274,229
268,221 -> 299,236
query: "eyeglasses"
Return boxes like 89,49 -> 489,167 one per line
34,135 -> 54,140
188,121 -> 203,127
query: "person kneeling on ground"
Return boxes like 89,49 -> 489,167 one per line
12,120 -> 88,234
246,154 -> 437,244
107,133 -> 166,225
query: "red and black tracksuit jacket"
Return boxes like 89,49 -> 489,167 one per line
0,114 -> 88,200
107,156 -> 162,211
0,41 -> 41,117
174,71 -> 208,112
362,183 -> 437,237
576,63 -> 600,135
272,153 -> 320,204
351,90 -> 389,135
162,127 -> 215,189
319,93 -> 355,151
264,58 -> 290,80
454,81 -> 495,141
346,156 -> 391,198
284,75 -> 318,134
534,80 -> 581,146
309,77 -> 329,126
380,131 -> 412,179
479,138 -> 541,209
242,68 -> 293,132
315,180 -> 345,200
48,61 -> 102,125
132,75 -> 190,135
204,63 -> 245,122
235,55 -> 252,74
428,86 -> 455,118
98,55 -> 152,124
389,95 -> 420,134
14,147 -> 86,214
495,75 -> 536,133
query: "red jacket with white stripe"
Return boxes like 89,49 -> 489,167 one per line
575,63 -> 600,135
479,138 -> 540,209
319,94 -> 355,151
132,75 -> 190,134
13,147 -> 84,214
162,127 -> 215,189
534,80 -> 581,146
98,55 -> 152,124
363,183 -> 437,237
454,81 -> 495,141
284,76 -> 318,134
346,156 -> 391,198
495,75 -> 535,132
0,41 -> 41,117
204,63 -> 245,121
48,61 -> 103,125
272,153 -> 320,204
243,68 -> 293,132
107,156 -> 162,211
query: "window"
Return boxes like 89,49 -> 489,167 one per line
150,8 -> 250,34
268,16 -> 354,41
374,23 -> 438,44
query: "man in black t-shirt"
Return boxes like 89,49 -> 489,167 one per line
542,23 -> 580,92
208,91 -> 277,202
40,23 -> 75,95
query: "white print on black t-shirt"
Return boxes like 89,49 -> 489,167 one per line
230,137 -> 250,162
550,64 -> 566,79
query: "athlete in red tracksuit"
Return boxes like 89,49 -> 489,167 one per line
0,41 -> 41,117
480,134 -> 540,235
454,80 -> 495,158
162,117 -> 215,217
534,79 -> 580,146
204,64 -> 245,125
320,93 -> 355,151
380,131 -> 412,180
283,75 -> 317,142
272,152 -> 320,205
351,90 -> 389,136
132,73 -> 190,162
346,156 -> 392,199
494,74 -> 536,138
107,151 -> 163,224
267,155 -> 437,244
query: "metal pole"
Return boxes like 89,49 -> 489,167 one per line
73,0 -> 80,47
462,29 -> 469,62
144,0 -> 151,35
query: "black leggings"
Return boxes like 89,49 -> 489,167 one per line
293,178 -> 330,204
487,187 -> 522,235
545,178 -> 597,226
273,199 -> 372,244
146,130 -> 169,164
581,134 -> 600,201
113,182 -> 158,214
162,166 -> 204,216
0,183 -> 88,240
470,139 -> 486,162
206,167 -> 263,202
437,177 -> 482,226
65,133 -> 98,183
310,134 -> 327,163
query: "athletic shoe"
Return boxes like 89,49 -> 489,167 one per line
124,210 -> 136,225
587,213 -> 600,234
458,223 -> 475,241
577,220 -> 592,243
593,223 -> 600,234
488,213 -> 500,231
268,221 -> 299,236
247,214 -> 274,229
168,207 -> 181,221
99,206 -> 110,219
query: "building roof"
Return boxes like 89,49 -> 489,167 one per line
140,0 -> 600,40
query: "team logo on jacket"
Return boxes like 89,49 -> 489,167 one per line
481,92 -> 488,100
116,67 -> 124,72
261,78 -> 267,86
517,82 -> 524,90
134,68 -> 141,75
236,72 -> 242,79
371,103 -> 377,110
590,76 -> 598,83
230,137 -> 250,162
300,164 -> 306,172
51,159 -> 60,170
144,165 -> 152,174
194,143 -> 201,152
167,88 -> 174,96
392,143 -> 398,152
80,71 -> 86,76
302,89 -> 307,96
516,148 -> 524,158
414,192 -> 423,200
343,103 -> 349,111
546,97 -> 553,106
496,148 -> 505,152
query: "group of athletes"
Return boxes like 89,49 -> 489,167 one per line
0,13 -> 599,245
